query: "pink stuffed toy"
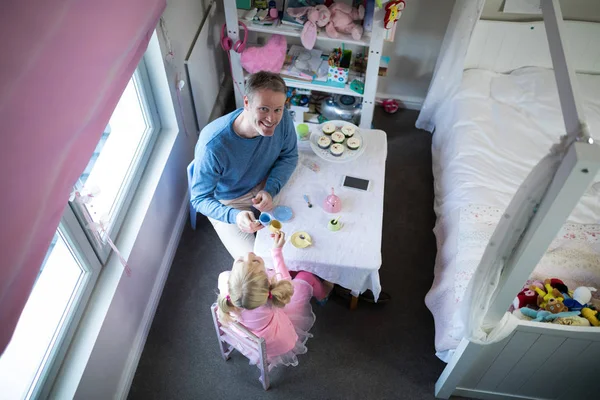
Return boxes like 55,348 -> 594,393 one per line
325,2 -> 365,41
287,5 -> 331,50
288,2 -> 365,49
240,34 -> 287,73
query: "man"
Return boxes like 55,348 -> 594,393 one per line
191,71 -> 297,258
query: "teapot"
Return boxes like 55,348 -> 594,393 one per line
323,187 -> 342,213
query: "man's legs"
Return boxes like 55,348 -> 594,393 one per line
208,218 -> 255,259
208,182 -> 265,259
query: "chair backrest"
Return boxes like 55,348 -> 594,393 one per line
187,161 -> 194,191
210,303 -> 271,390
187,161 -> 198,229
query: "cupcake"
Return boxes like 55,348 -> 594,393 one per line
341,125 -> 355,138
322,123 -> 336,135
330,143 -> 344,157
346,137 -> 361,150
331,132 -> 345,144
317,135 -> 331,149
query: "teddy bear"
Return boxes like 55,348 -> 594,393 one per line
531,279 -> 564,309
544,297 -> 568,314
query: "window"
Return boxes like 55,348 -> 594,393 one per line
72,60 -> 160,262
0,210 -> 101,399
0,57 -> 161,399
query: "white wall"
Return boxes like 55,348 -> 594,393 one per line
482,0 -> 600,22
66,0 -> 222,398
378,0 -> 455,109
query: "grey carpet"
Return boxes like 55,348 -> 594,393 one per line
128,108 -> 447,400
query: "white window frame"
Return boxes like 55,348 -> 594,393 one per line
12,206 -> 102,400
70,58 -> 162,264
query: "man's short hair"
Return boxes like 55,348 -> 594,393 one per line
245,71 -> 287,102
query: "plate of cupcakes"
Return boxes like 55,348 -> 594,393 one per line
309,120 -> 366,163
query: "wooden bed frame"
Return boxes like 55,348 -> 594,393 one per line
435,2 -> 600,399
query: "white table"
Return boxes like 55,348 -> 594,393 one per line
254,129 -> 388,303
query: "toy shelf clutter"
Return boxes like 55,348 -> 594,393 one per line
223,0 -> 387,129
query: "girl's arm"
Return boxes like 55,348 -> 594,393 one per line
271,247 -> 291,280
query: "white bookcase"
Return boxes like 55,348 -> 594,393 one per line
222,1 -> 385,129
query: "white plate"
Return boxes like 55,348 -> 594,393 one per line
309,120 -> 366,163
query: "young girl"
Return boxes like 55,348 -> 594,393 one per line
217,231 -> 332,367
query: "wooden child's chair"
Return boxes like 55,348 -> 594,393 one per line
210,303 -> 273,390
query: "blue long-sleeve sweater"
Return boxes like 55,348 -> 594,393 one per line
191,108 -> 298,223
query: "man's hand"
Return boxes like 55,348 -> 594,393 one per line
236,210 -> 263,233
252,190 -> 273,212
272,231 -> 285,249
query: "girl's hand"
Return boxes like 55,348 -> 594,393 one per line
271,231 -> 285,248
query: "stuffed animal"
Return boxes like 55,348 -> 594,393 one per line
384,0 -> 405,30
563,286 -> 597,311
287,5 -> 331,50
552,316 -> 591,326
520,308 -> 579,323
513,286 -> 538,310
581,307 -> 600,326
544,298 -> 568,314
289,2 -> 365,48
324,2 -> 365,41
547,278 -> 569,295
531,279 -> 564,308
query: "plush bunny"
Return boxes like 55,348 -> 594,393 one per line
289,2 -> 365,49
287,5 -> 331,50
325,2 -> 365,41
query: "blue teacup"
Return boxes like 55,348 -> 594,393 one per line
259,213 -> 272,226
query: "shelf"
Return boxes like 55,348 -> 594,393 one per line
243,71 -> 361,97
245,22 -> 372,47
283,78 -> 360,96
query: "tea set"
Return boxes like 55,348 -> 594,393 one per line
260,187 -> 344,249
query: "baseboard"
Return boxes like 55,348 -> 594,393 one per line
115,194 -> 190,400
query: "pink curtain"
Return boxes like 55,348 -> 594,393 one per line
0,0 -> 166,355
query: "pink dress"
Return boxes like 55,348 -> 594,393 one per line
217,248 -> 316,367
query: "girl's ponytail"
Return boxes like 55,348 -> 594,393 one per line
217,293 -> 237,325
269,279 -> 294,308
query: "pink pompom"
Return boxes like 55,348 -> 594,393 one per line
241,35 -> 287,74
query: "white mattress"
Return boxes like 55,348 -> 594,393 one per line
426,67 -> 600,362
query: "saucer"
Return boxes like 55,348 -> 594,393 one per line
291,231 -> 312,249
273,206 -> 293,222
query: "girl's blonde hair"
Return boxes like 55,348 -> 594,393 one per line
217,255 -> 294,324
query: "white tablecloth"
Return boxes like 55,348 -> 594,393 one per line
254,129 -> 388,301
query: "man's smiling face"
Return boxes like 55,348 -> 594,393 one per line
244,89 -> 287,137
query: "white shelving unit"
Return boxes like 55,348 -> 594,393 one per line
223,2 -> 385,129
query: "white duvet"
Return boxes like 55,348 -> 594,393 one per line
426,67 -> 600,362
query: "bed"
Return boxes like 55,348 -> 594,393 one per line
427,67 -> 600,363
416,1 -> 600,399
